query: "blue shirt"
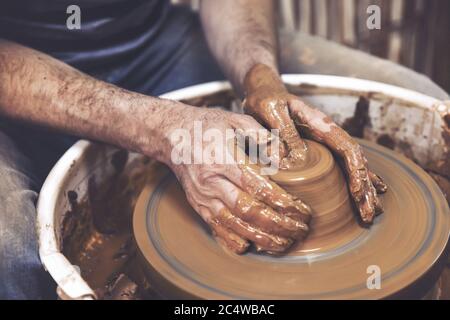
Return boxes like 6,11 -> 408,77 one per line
0,0 -> 170,71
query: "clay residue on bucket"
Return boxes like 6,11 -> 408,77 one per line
428,113 -> 450,178
181,90 -> 237,110
61,151 -> 158,299
377,134 -> 396,150
341,96 -> 371,138
426,113 -> 450,205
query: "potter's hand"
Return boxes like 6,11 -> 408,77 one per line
243,64 -> 387,223
161,104 -> 311,254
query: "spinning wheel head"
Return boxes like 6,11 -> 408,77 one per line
133,140 -> 450,299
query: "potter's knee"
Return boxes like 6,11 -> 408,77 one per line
0,169 -> 53,298
0,171 -> 39,260
0,241 -> 43,299
0,189 -> 53,299
0,167 -> 38,228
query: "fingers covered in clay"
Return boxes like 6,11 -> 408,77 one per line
169,105 -> 311,254
233,192 -> 309,239
244,98 -> 307,168
214,207 -> 293,253
369,171 -> 388,194
289,98 -> 386,223
243,64 -> 307,168
230,115 -> 286,167
207,217 -> 249,254
234,164 -> 312,223
181,169 -> 308,254
214,179 -> 309,240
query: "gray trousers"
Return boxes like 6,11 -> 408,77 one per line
0,18 -> 447,299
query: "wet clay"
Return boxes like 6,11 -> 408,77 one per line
243,63 -> 308,168
133,140 -> 450,299
270,140 -> 357,252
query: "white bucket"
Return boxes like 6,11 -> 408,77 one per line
36,75 -> 449,299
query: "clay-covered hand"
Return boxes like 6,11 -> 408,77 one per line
160,104 -> 311,254
243,64 -> 387,223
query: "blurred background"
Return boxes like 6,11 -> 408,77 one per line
174,0 -> 450,94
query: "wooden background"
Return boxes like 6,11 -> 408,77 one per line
174,0 -> 450,94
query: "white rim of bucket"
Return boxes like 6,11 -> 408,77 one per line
37,74 -> 444,299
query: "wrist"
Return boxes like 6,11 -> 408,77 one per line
132,99 -> 193,166
244,63 -> 286,96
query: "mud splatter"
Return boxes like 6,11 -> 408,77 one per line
96,274 -> 141,300
397,140 -> 418,163
377,134 -> 396,150
342,96 -> 371,138
111,150 -> 128,173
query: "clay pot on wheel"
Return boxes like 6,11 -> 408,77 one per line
271,140 -> 359,253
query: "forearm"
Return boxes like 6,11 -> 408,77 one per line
0,40 -> 183,163
200,0 -> 281,96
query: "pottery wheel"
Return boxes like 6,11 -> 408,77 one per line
133,140 -> 450,299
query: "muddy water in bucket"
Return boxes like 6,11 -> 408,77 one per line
133,139 -> 450,299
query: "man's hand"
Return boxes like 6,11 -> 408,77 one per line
0,40 -> 310,255
244,64 -> 387,224
200,0 -> 386,223
153,104 -> 311,253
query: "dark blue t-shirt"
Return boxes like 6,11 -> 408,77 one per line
0,0 -> 170,70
